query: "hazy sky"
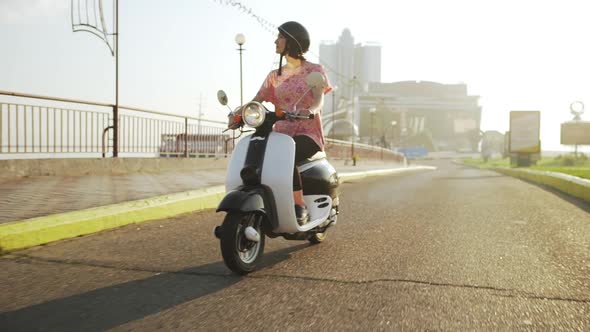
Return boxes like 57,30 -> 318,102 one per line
1,0 -> 589,151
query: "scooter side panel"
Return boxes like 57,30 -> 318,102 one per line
225,134 -> 251,191
261,132 -> 298,233
302,195 -> 332,226
299,159 -> 340,198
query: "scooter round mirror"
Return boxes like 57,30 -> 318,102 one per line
305,72 -> 324,88
217,90 -> 228,106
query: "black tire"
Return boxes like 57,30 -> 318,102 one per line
308,231 -> 327,244
220,212 -> 265,275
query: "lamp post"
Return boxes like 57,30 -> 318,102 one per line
235,33 -> 246,105
391,120 -> 398,149
570,101 -> 585,157
233,33 -> 245,152
351,76 -> 357,164
369,107 -> 376,145
331,86 -> 338,141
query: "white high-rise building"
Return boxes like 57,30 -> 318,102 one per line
319,29 -> 381,137
355,42 -> 381,88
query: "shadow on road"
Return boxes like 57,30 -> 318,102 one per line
0,243 -> 309,332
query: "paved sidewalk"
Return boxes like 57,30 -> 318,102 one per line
1,159 -> 436,253
0,170 -> 228,223
0,159 -> 406,224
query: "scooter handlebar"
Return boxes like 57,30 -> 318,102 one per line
286,112 -> 314,120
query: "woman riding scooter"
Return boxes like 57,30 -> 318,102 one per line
249,21 -> 332,225
217,21 -> 339,275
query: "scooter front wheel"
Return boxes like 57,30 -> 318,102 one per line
220,212 -> 265,275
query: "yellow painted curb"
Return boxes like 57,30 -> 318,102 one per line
492,167 -> 590,203
0,186 -> 225,253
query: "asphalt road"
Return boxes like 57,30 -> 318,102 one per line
1,160 -> 589,331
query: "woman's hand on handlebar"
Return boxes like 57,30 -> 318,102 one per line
274,107 -> 314,120
286,110 -> 314,120
227,110 -> 242,130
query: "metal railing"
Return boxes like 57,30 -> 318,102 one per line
116,107 -> 233,158
0,90 -> 405,162
0,90 -> 234,158
325,138 -> 406,162
0,103 -> 111,154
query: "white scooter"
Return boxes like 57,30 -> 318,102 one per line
214,72 -> 340,275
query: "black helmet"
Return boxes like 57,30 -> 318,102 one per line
278,21 -> 310,57
277,21 -> 310,75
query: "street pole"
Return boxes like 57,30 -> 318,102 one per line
369,107 -> 376,146
569,101 -> 584,158
113,0 -> 119,157
331,87 -> 337,141
370,113 -> 373,145
234,33 -> 246,152
239,46 -> 243,105
235,33 -> 245,105
197,93 -> 202,134
391,120 -> 397,149
391,124 -> 394,148
351,76 -> 356,164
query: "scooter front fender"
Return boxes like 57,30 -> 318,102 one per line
216,187 -> 279,232
216,190 -> 265,214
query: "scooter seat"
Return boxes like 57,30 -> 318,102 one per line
296,151 -> 327,166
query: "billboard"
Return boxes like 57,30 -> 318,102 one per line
561,121 -> 590,145
509,111 -> 540,153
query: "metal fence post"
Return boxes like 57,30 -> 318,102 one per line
113,105 -> 119,157
184,117 -> 188,158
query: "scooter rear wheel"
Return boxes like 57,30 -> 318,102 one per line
220,212 -> 265,275
308,231 -> 327,244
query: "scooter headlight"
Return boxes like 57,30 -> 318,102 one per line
242,102 -> 266,128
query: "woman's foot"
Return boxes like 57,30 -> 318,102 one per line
293,190 -> 308,225
295,204 -> 309,226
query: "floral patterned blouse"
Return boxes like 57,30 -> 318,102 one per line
255,61 -> 332,150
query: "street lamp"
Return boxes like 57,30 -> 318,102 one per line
390,121 -> 398,149
235,33 -> 246,105
331,86 -> 338,141
369,107 -> 376,145
570,100 -> 584,121
351,76 -> 357,164
570,101 -> 585,156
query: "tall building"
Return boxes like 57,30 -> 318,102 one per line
354,42 -> 381,88
319,29 -> 381,137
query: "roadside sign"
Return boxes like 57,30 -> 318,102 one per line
561,121 -> 590,145
509,111 -> 541,153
